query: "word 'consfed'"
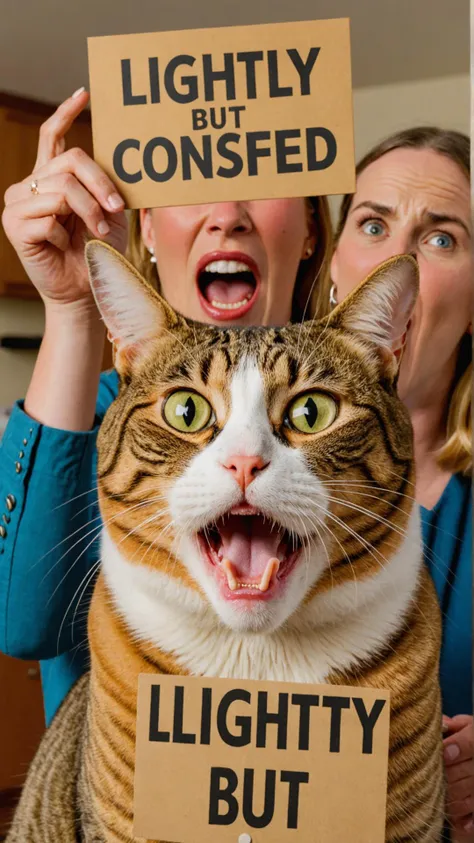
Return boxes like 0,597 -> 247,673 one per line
113,128 -> 336,183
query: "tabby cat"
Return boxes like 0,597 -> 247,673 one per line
7,242 -> 444,843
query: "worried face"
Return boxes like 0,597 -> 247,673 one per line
331,148 -> 472,404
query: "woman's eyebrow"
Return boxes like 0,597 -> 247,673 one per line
351,200 -> 394,217
426,211 -> 471,237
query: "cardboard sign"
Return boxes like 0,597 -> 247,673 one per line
87,19 -> 355,208
134,674 -> 390,843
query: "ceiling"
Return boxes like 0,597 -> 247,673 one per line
0,0 -> 470,106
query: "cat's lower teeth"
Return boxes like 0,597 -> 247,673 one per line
211,296 -> 252,310
221,557 -> 280,593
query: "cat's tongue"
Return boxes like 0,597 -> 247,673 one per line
218,515 -> 282,581
204,279 -> 254,305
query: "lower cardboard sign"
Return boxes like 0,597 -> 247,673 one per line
134,675 -> 390,842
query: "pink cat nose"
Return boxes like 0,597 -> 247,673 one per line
222,455 -> 269,491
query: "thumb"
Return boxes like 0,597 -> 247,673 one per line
443,721 -> 473,765
446,714 -> 473,734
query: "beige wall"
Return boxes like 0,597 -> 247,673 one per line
353,73 -> 469,160
0,73 -> 469,409
329,72 -> 470,219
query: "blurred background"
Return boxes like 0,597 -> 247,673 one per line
0,0 -> 470,834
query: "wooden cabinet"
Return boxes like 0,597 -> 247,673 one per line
0,652 -> 45,834
0,93 -> 93,299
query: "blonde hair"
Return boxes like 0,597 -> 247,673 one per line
332,127 -> 472,476
126,196 -> 333,324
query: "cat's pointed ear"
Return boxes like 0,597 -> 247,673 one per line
327,254 -> 419,372
85,239 -> 183,375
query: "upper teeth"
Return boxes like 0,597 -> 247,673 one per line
203,259 -> 252,274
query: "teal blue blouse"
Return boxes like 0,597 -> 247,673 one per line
0,369 -> 471,724
420,473 -> 472,717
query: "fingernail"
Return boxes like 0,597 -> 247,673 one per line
97,220 -> 110,236
464,819 -> 474,832
72,86 -> 86,99
107,192 -> 124,211
444,744 -> 460,762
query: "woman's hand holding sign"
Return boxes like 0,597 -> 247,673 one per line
1,89 -> 127,431
1,88 -> 127,309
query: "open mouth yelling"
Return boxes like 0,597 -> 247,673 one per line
196,251 -> 260,321
197,510 -> 302,601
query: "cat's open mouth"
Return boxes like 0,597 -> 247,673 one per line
197,511 -> 302,600
196,252 -> 260,321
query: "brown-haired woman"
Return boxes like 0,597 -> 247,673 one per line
328,127 -> 472,840
0,88 -> 332,724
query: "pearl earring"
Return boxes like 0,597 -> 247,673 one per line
329,283 -> 337,309
148,246 -> 157,264
305,246 -> 312,257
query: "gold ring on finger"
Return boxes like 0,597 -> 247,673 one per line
30,180 -> 39,195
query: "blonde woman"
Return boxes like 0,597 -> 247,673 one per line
0,88 -> 332,720
329,127 -> 472,840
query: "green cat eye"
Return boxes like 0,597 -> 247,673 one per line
163,391 -> 213,433
287,391 -> 338,434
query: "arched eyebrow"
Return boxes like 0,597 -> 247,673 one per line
351,201 -> 394,217
426,212 -> 471,238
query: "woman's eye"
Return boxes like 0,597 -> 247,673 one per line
286,392 -> 338,434
163,391 -> 213,433
427,232 -> 454,250
361,219 -> 385,237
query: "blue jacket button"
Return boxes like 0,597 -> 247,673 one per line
6,494 -> 16,511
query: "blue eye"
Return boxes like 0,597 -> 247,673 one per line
428,232 -> 454,249
362,220 -> 385,237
